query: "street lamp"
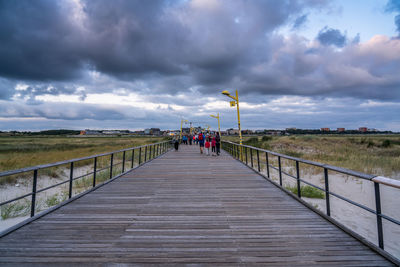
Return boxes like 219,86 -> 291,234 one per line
180,119 -> 188,140
210,113 -> 221,138
221,90 -> 242,146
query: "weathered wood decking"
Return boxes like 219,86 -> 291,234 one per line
0,145 -> 394,266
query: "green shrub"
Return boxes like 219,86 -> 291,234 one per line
45,194 -> 61,207
1,199 -> 31,219
285,185 -> 325,199
381,139 -> 391,148
262,136 -> 272,142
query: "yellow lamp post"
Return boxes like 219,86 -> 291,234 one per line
222,89 -> 243,159
210,113 -> 221,138
180,119 -> 188,141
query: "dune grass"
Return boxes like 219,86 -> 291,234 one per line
0,136 -> 166,172
226,134 -> 400,179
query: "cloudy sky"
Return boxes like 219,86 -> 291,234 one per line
1,0 -> 400,131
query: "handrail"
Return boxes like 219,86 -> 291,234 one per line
221,140 -> 399,257
372,176 -> 400,189
0,141 -> 172,222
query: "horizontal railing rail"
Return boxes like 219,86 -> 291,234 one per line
0,141 -> 171,225
221,140 -> 399,256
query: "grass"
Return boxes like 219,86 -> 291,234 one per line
1,199 -> 31,220
0,136 -> 168,185
225,134 -> 400,179
285,185 -> 325,199
0,136 -> 167,171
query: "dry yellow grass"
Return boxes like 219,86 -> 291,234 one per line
0,136 -> 167,172
224,135 -> 400,179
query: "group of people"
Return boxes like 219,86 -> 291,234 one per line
174,132 -> 221,156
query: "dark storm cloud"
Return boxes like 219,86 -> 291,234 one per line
386,0 -> 400,35
0,0 -> 85,80
0,0 -> 399,107
317,27 -> 347,47
292,14 -> 308,29
0,0 -> 328,83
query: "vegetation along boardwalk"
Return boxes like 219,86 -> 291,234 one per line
0,145 -> 395,266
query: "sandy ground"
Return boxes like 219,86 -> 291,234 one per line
0,165 -> 93,232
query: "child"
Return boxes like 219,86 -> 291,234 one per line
205,137 -> 210,156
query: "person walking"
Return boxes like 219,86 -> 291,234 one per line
182,135 -> 188,145
198,132 -> 204,153
215,132 -> 221,155
211,135 -> 216,156
205,136 -> 211,156
189,134 -> 192,145
174,137 -> 179,151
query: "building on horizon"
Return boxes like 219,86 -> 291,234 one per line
337,128 -> 345,132
321,128 -> 330,132
359,127 -> 368,132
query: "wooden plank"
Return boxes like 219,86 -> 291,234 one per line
0,145 -> 395,266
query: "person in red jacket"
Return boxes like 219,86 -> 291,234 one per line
205,136 -> 211,156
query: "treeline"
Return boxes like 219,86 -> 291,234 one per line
284,129 -> 394,135
1,130 -> 81,136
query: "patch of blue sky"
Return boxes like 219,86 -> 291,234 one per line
279,0 -> 397,42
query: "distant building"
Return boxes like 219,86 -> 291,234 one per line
359,127 -> 368,132
150,128 -> 161,135
286,127 -> 297,131
321,128 -> 330,132
227,128 -> 239,135
103,130 -> 121,135
337,128 -> 345,132
82,129 -> 101,135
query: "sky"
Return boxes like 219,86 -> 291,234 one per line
0,0 -> 400,131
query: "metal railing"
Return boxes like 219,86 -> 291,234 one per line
0,141 -> 171,224
222,140 -> 400,255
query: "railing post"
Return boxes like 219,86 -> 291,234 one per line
149,145 -> 152,160
278,156 -> 282,186
93,157 -> 97,187
324,168 -> 330,216
245,147 -> 248,165
144,146 -> 147,162
139,147 -> 142,165
296,161 -> 301,198
265,152 -> 270,178
257,150 -> 260,172
69,162 -> 74,199
235,144 -> 238,159
109,153 -> 114,179
30,169 -> 38,217
374,182 -> 384,249
122,151 -> 126,173
250,148 -> 254,168
131,149 -> 135,169
154,144 -> 156,158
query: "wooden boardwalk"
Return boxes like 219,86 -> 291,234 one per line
0,145 -> 394,266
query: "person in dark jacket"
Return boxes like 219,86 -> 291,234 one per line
215,132 -> 221,155
174,138 -> 179,150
